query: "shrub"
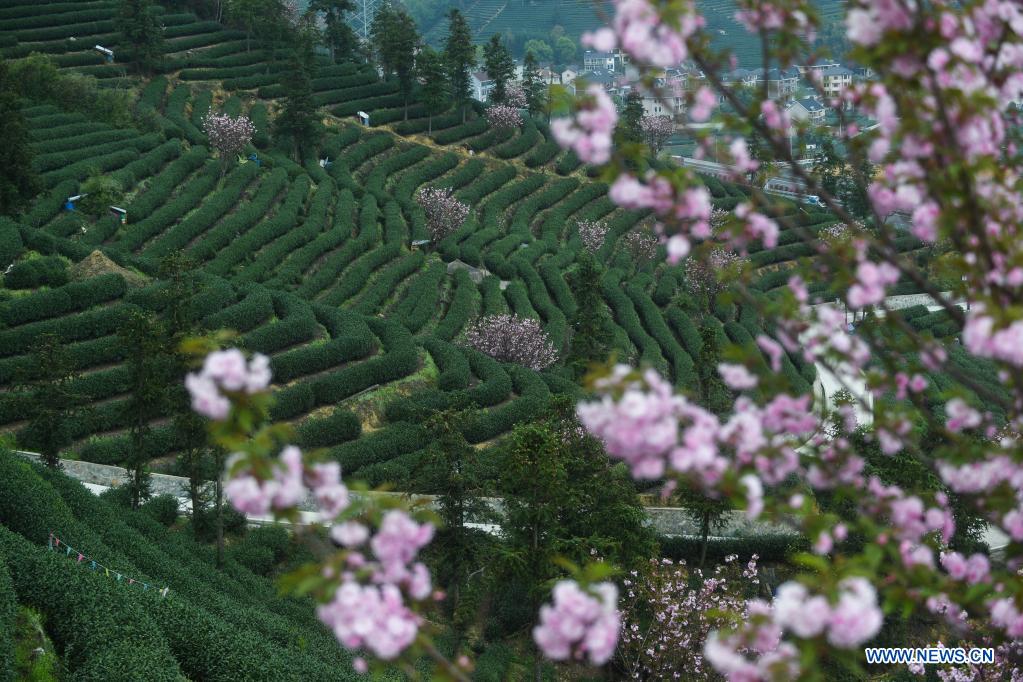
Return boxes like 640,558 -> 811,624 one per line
330,422 -> 427,473
270,335 -> 375,384
0,558 -> 13,682
295,410 -> 362,448
142,495 -> 180,527
2,255 -> 67,289
420,338 -> 468,391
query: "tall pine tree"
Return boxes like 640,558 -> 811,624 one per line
482,34 -> 514,104
308,0 -> 357,62
444,9 -> 475,123
617,90 -> 644,146
370,4 -> 397,75
392,10 -> 420,120
566,251 -> 612,378
418,46 -> 449,134
116,0 -> 165,74
0,62 -> 39,215
119,310 -> 174,509
274,45 -> 319,161
522,50 -> 547,120
14,334 -> 86,468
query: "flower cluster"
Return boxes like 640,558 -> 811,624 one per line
622,229 -> 659,262
608,172 -> 712,262
188,348 -> 435,667
684,248 -> 745,299
414,186 -> 471,242
202,112 -> 256,158
705,578 -> 883,679
184,348 -> 271,420
618,556 -> 760,680
532,580 -> 620,665
504,83 -> 528,109
576,219 -> 609,253
583,0 -> 702,69
317,509 -> 434,660
485,103 -> 522,130
462,314 -> 559,370
550,85 -> 618,164
640,114 -> 674,152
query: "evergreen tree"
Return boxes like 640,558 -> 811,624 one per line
417,46 -> 449,134
496,399 -> 656,681
116,0 -> 165,74
696,322 -> 733,416
308,0 -> 357,62
119,310 -> 173,510
616,90 -> 644,146
553,35 -> 576,66
0,62 -> 40,215
482,34 -> 514,104
370,4 -> 398,75
392,10 -> 420,120
566,251 -> 612,378
444,9 -> 476,123
156,254 -> 213,542
420,408 -> 492,625
274,49 -> 319,161
522,51 -> 547,120
371,6 -> 419,119
226,0 -> 277,51
14,334 -> 87,468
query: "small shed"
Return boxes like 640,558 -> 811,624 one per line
356,111 -> 370,126
109,206 -> 127,224
410,239 -> 430,251
94,45 -> 114,63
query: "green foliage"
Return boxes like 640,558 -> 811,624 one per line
0,62 -> 41,215
6,55 -> 133,128
2,256 -> 67,290
444,9 -> 476,121
116,0 -> 165,74
482,34 -> 515,104
78,171 -> 124,217
141,494 -> 180,527
0,559 -> 13,682
492,402 -> 657,641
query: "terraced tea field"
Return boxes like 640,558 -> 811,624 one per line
4,0 -> 984,491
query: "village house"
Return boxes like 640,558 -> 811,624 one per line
470,70 -> 494,102
819,64 -> 854,98
786,97 -> 826,124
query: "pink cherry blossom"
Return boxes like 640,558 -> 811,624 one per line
719,363 -> 758,390
550,85 -> 618,164
533,580 -> 621,665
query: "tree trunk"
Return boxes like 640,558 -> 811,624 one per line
189,450 -> 202,539
215,452 -> 224,569
699,510 -> 710,568
404,95 -> 409,121
428,114 -> 433,135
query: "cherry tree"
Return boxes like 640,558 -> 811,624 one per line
622,228 -> 659,263
640,114 -> 674,153
550,0 -> 1023,677
414,186 -> 470,243
185,0 -> 1023,677
618,555 -> 760,679
576,218 -> 609,253
462,314 -> 558,370
202,112 -> 256,177
684,248 -> 746,300
504,83 -> 528,109
485,103 -> 522,130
